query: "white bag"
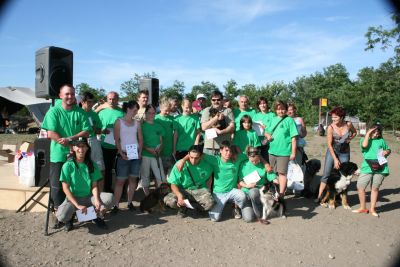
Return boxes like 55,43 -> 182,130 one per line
18,153 -> 35,187
287,161 -> 304,190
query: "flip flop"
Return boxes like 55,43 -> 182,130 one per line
370,211 -> 379,217
352,209 -> 369,214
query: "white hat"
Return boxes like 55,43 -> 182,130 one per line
196,93 -> 206,100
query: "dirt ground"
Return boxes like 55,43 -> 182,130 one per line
0,132 -> 399,267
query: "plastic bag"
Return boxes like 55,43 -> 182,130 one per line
18,152 -> 35,187
287,161 -> 304,190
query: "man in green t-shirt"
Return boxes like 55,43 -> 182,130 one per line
96,91 -> 124,193
164,145 -> 215,217
202,141 -> 252,222
233,95 -> 256,131
42,84 -> 91,212
80,92 -> 105,172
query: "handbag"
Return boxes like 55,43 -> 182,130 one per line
365,159 -> 384,171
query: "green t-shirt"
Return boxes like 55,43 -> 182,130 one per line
175,114 -> 201,152
253,112 -> 276,142
42,105 -> 91,163
154,114 -> 176,157
167,159 -> 212,190
266,116 -> 298,156
204,153 -> 247,193
85,110 -> 102,137
142,121 -> 165,158
233,129 -> 261,154
60,160 -> 102,198
360,137 -> 390,174
98,108 -> 124,149
233,108 -> 256,131
238,160 -> 276,193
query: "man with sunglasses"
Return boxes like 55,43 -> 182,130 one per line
201,90 -> 234,155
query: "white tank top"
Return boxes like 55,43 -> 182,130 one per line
119,119 -> 139,152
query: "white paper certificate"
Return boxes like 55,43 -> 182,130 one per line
76,206 -> 97,222
126,144 -> 139,159
377,149 -> 388,165
243,170 -> 261,185
205,128 -> 218,140
104,128 -> 115,145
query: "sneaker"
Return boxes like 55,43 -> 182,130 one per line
110,206 -> 119,214
127,203 -> 136,212
52,219 -> 64,229
177,207 -> 187,218
64,220 -> 73,232
233,208 -> 241,219
92,218 -> 108,229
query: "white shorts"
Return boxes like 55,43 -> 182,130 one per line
140,156 -> 166,187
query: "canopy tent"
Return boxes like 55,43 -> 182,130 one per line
0,86 -> 51,125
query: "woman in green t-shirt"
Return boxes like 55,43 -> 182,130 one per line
56,137 -> 114,232
352,123 -> 391,217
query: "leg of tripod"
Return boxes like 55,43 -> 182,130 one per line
44,183 -> 52,236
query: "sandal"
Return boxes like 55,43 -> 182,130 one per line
352,209 -> 369,214
370,211 -> 379,217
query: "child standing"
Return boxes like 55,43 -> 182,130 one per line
141,104 -> 166,195
353,123 -> 391,217
233,115 -> 261,154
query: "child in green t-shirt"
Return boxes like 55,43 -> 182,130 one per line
353,123 -> 391,217
233,115 -> 261,154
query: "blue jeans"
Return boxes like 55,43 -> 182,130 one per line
209,189 -> 246,222
320,149 -> 350,183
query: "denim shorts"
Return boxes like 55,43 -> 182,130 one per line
116,157 -> 141,179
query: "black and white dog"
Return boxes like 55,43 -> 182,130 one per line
320,161 -> 358,209
259,182 -> 286,220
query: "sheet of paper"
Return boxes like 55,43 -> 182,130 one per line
377,149 -> 388,165
126,144 -> 139,160
184,199 -> 195,209
252,121 -> 264,136
104,128 -> 115,145
205,128 -> 218,140
243,170 -> 261,185
76,206 -> 97,222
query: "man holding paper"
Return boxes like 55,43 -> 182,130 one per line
164,145 -> 215,217
56,137 -> 114,232
96,91 -> 124,193
201,90 -> 234,155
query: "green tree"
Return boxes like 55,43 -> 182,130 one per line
120,72 -> 157,100
186,81 -> 219,104
223,79 -> 239,101
160,80 -> 185,101
365,14 -> 400,63
75,83 -> 106,100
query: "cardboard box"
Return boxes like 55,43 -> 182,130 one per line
0,144 -> 17,163
19,142 -> 34,153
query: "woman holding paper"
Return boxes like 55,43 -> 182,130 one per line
112,101 -> 143,213
252,97 -> 275,161
56,137 -> 113,231
238,146 -> 276,224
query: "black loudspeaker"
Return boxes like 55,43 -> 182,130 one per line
139,78 -> 159,106
34,138 -> 51,187
35,46 -> 73,99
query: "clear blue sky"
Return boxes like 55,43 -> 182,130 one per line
0,0 -> 396,94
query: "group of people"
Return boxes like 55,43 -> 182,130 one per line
41,84 -> 392,231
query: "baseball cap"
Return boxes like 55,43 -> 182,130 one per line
196,93 -> 206,100
192,100 -> 202,111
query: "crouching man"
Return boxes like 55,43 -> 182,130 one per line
164,145 -> 215,217
56,137 -> 114,231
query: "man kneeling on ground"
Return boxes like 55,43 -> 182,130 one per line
164,145 -> 215,217
56,137 -> 114,231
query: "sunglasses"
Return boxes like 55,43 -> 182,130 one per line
211,98 -> 221,102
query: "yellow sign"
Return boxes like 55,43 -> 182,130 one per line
320,98 -> 328,107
